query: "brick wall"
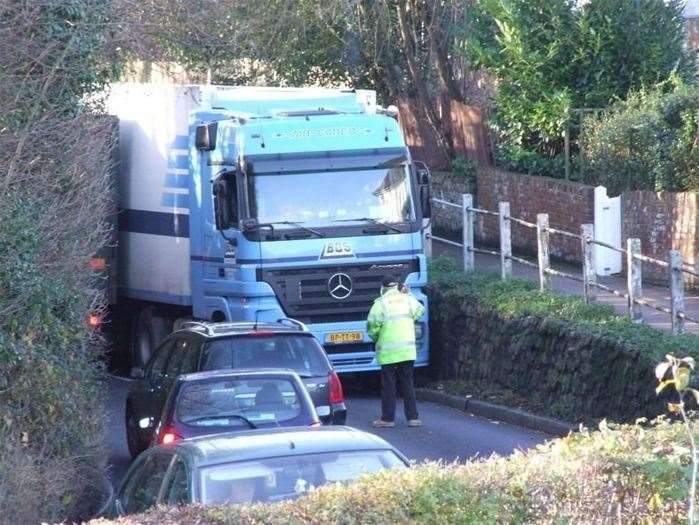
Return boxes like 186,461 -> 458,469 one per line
430,167 -> 699,286
430,171 -> 475,236
621,192 -> 699,286
475,168 -> 594,263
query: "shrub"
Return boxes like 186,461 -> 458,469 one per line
451,156 -> 479,184
0,2 -> 121,521
466,0 -> 695,178
427,257 -> 699,423
582,81 -> 699,195
91,419 -> 694,524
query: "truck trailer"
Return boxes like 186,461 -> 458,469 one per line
105,83 -> 431,373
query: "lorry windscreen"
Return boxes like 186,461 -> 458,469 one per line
249,166 -> 415,229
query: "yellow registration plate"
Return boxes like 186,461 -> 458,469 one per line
325,331 -> 363,344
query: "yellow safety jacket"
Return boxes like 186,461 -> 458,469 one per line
366,287 -> 425,365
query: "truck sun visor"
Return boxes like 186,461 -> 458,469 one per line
245,148 -> 408,175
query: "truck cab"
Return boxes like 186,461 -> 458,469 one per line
107,85 -> 430,373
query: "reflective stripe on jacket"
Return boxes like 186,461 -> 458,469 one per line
366,287 -> 425,365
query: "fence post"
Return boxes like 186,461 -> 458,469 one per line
499,202 -> 512,279
463,194 -> 474,272
580,224 -> 596,303
670,250 -> 685,335
423,220 -> 433,259
627,238 -> 643,322
536,214 -> 550,291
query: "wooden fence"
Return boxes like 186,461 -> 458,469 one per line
397,99 -> 491,170
428,194 -> 699,335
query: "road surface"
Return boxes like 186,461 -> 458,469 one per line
106,375 -> 547,488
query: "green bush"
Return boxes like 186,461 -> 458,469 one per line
466,0 -> 695,178
582,81 -> 699,195
92,419 -> 694,524
450,157 -> 479,184
427,257 -> 699,423
429,257 -> 698,361
0,2 -> 121,521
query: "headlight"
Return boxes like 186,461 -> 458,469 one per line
415,323 -> 425,340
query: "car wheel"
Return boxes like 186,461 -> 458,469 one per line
125,405 -> 144,459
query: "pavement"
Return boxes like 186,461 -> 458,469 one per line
105,375 -> 547,489
434,242 -> 699,334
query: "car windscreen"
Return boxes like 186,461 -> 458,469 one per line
177,377 -> 303,427
201,335 -> 331,377
199,449 -> 406,505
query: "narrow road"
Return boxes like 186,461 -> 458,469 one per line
106,376 -> 547,487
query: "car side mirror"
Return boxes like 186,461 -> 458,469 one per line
420,185 -> 432,219
130,366 -> 145,379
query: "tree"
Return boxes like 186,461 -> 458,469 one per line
120,0 -> 476,160
466,0 -> 696,177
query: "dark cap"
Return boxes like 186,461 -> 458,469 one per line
382,276 -> 399,287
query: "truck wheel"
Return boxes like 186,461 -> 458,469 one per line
131,307 -> 171,369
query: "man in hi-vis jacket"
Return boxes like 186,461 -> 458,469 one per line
367,277 -> 425,428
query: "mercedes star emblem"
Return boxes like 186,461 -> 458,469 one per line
328,273 -> 353,300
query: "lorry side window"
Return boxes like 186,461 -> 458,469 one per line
213,172 -> 238,229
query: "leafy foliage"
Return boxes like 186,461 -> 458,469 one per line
582,80 -> 699,195
93,420 -> 695,524
450,157 -> 479,184
466,0 -> 695,178
1,1 -> 120,521
429,257 -> 699,363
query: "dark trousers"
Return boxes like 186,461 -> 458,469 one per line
381,360 -> 418,422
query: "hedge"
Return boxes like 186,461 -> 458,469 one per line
427,257 -> 699,424
92,419 -> 692,524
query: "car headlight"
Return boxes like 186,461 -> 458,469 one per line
415,323 -> 425,340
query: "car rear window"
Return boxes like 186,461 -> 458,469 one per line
177,377 -> 303,427
201,335 -> 331,377
199,450 -> 406,505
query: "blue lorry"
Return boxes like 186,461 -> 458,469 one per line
106,84 -> 431,373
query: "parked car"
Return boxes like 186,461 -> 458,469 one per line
125,319 -> 346,458
153,369 -> 320,446
109,426 -> 408,517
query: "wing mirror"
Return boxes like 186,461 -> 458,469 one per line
195,122 -> 218,151
414,161 -> 431,219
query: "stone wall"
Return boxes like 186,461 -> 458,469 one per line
475,168 -> 594,262
430,171 -> 475,237
428,285 -> 666,424
621,191 -> 699,287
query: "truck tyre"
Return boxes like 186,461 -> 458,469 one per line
132,307 -> 171,369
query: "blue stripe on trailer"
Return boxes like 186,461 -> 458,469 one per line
164,174 -> 189,189
169,135 -> 189,149
161,193 -> 190,208
118,209 -> 190,238
167,153 -> 189,169
119,286 -> 192,305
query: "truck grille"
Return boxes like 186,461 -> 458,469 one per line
257,259 -> 419,323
